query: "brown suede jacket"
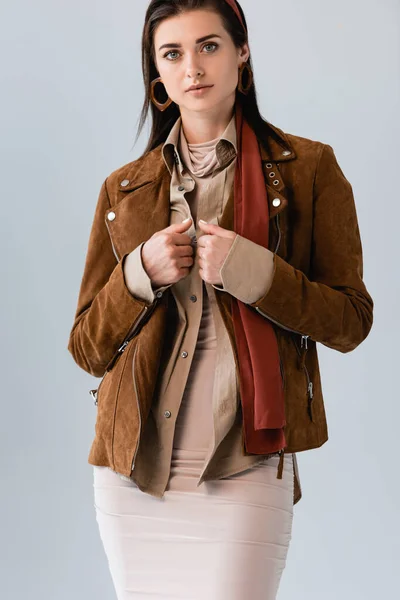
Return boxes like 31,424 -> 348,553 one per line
67,120 -> 374,482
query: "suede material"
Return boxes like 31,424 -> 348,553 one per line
68,120 -> 373,505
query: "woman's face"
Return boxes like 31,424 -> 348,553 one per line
153,9 -> 249,115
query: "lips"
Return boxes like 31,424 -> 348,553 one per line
186,85 -> 213,92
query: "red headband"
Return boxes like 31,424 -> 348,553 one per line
224,0 -> 246,31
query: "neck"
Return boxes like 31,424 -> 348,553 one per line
179,99 -> 235,144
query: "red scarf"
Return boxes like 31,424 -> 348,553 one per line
225,0 -> 287,454
232,101 -> 286,454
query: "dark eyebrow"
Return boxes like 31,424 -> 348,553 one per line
158,34 -> 222,52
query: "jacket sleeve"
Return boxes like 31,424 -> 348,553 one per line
67,179 -> 158,377
211,234 -> 272,303
248,143 -> 374,353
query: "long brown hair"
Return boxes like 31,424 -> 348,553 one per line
134,0 -> 275,155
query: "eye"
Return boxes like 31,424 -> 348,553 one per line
203,42 -> 218,53
163,42 -> 219,61
163,50 -> 180,61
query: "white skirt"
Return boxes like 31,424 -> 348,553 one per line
93,286 -> 294,599
93,451 -> 294,600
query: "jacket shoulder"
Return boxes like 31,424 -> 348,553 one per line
261,119 -> 327,166
284,130 -> 326,162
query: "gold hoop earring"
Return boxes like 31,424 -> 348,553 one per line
150,77 -> 173,111
237,62 -> 253,95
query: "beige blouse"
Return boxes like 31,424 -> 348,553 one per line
120,113 -> 301,501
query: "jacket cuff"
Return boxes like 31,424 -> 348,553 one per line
211,234 -> 273,304
124,242 -> 172,304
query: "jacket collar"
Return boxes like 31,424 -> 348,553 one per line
259,120 -> 296,162
116,117 -> 296,194
162,113 -> 237,176
104,118 -> 297,263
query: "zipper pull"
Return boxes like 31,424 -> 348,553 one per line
104,340 -> 128,372
89,389 -> 98,406
307,382 -> 314,421
277,449 -> 285,479
118,339 -> 129,353
301,335 -> 309,350
300,335 -> 310,368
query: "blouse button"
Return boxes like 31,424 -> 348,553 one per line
181,351 -> 188,358
178,185 -> 185,191
164,410 -> 171,418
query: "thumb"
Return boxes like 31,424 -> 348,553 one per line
198,219 -> 228,237
165,217 -> 192,233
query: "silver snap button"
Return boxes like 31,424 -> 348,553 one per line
120,179 -> 130,187
107,211 -> 116,221
181,351 -> 188,358
282,150 -> 291,156
178,185 -> 185,191
272,198 -> 281,207
269,172 -> 275,177
273,180 -> 279,186
190,295 -> 197,302
266,163 -> 273,168
164,410 -> 171,418
156,291 -> 163,298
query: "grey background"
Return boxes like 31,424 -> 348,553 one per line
1,0 -> 398,598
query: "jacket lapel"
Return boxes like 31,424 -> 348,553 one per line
105,122 -> 296,260
104,161 -> 171,261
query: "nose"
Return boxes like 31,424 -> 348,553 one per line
184,53 -> 204,78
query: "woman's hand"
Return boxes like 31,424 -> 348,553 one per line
197,220 -> 237,286
138,218 -> 195,287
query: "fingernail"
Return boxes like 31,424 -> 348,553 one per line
199,219 -> 207,224
182,217 -> 191,222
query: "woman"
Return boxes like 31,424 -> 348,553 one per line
67,1 -> 374,598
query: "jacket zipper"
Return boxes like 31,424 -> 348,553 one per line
258,308 -> 314,420
104,304 -> 150,372
292,335 -> 314,421
89,300 -> 159,404
255,211 -> 313,418
131,343 -> 141,471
